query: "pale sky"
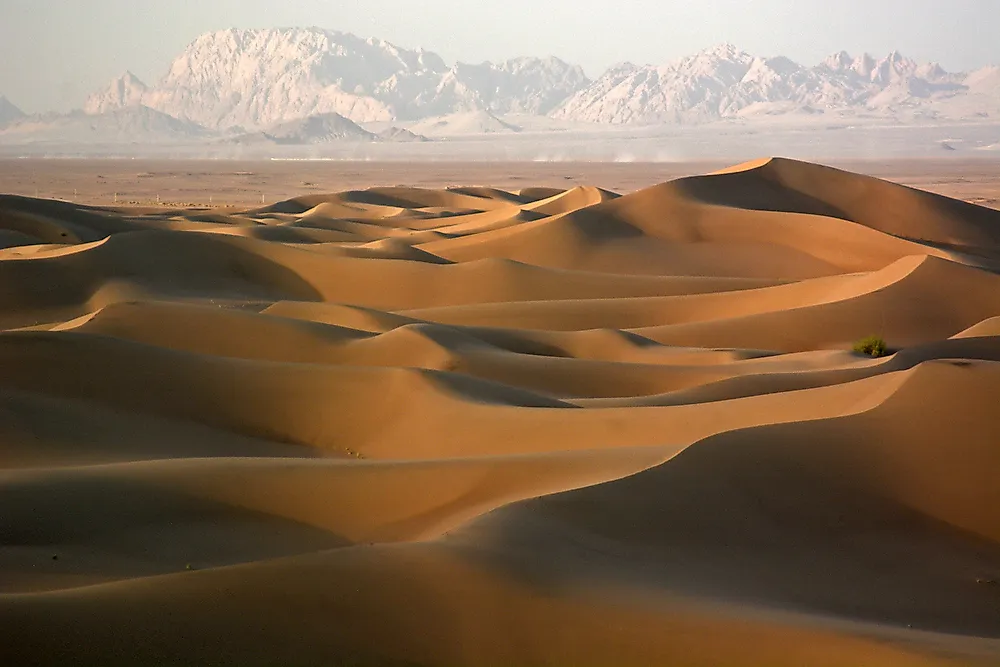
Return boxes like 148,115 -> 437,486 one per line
2,0 -> 999,113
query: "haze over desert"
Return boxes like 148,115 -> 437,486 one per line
0,155 -> 997,665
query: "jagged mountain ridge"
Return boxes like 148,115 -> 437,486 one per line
83,71 -> 148,115
85,28 -> 589,130
553,44 -> 993,124
64,32 -> 1000,132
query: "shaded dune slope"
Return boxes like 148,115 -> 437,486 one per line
2,158 -> 1000,666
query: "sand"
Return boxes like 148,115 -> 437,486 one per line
1,157 -> 999,666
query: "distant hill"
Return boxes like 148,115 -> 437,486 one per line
0,106 -> 208,145
378,126 -> 431,142
221,114 -> 432,146
407,110 -> 522,137
0,96 -> 25,127
263,113 -> 377,144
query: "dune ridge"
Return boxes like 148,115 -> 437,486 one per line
2,157 -> 1000,666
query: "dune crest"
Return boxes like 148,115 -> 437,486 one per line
2,159 -> 1000,666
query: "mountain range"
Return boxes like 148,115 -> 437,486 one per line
78,29 -> 1000,129
2,27 -> 1000,152
82,28 -> 588,130
553,45 -> 1000,124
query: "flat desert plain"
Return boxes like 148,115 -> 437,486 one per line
4,157 -> 1000,207
1,157 -> 1000,666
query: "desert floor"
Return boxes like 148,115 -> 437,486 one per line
3,157 -> 1000,208
1,157 -> 999,666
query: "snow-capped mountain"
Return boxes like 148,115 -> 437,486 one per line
552,44 -> 995,124
84,28 -> 592,130
0,96 -> 25,126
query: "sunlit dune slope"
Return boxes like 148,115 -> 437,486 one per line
2,158 -> 1000,667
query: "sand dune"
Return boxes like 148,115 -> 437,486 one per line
2,157 -> 1000,666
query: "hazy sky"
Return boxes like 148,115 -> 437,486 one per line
3,0 -> 999,113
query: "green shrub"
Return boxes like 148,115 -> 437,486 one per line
853,335 -> 888,358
